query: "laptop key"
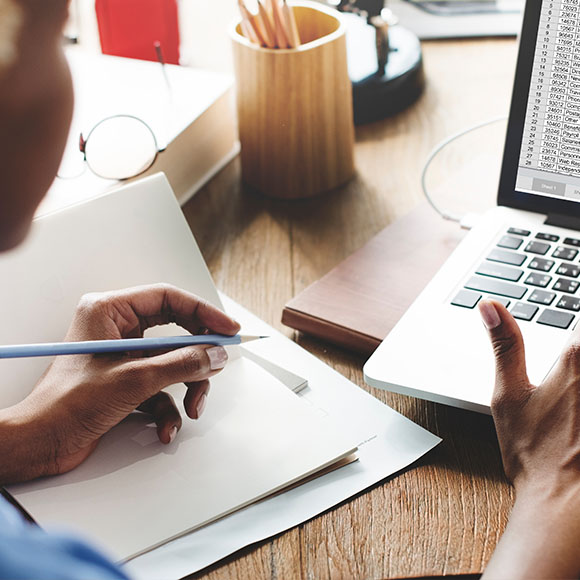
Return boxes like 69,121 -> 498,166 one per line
507,227 -> 530,237
476,262 -> 523,282
537,309 -> 575,329
564,237 -> 580,247
528,257 -> 555,272
536,233 -> 559,242
525,241 -> 551,255
487,249 -> 526,266
528,289 -> 556,305
497,235 -> 523,250
553,278 -> 580,294
556,263 -> 580,278
451,290 -> 481,309
511,302 -> 538,321
486,296 -> 511,308
464,276 -> 527,299
524,273 -> 551,288
553,246 -> 578,261
556,296 -> 580,312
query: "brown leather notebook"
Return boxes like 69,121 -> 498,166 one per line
282,204 -> 466,355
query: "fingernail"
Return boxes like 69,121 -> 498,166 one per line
196,393 -> 208,419
207,346 -> 228,370
479,301 -> 501,330
169,425 -> 178,443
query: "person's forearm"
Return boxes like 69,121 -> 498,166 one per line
484,483 -> 580,579
0,405 -> 52,485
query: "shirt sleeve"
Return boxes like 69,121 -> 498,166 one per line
0,495 -> 130,580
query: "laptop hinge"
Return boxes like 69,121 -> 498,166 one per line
544,213 -> 580,232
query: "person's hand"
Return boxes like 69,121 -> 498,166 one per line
479,299 -> 580,579
0,284 -> 240,484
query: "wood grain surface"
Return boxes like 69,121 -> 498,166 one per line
183,37 -> 518,580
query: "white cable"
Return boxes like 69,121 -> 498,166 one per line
421,115 -> 508,226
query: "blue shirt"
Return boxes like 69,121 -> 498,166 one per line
0,495 -> 129,580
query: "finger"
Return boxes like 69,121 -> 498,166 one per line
138,392 -> 182,444
183,380 -> 211,419
478,300 -> 531,408
134,345 -> 228,396
125,284 -> 240,335
85,285 -> 241,337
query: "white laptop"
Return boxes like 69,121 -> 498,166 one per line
364,0 -> 580,414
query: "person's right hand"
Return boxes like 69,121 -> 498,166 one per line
0,284 -> 240,485
479,299 -> 580,579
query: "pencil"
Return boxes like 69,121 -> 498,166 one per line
153,41 -> 172,92
256,0 -> 276,48
282,0 -> 301,48
265,0 -> 275,15
240,18 -> 259,44
238,0 -> 266,46
271,0 -> 290,48
0,335 -> 268,359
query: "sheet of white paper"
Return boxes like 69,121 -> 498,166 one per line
10,356 -> 356,562
125,295 -> 441,580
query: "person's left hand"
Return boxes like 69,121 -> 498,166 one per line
479,299 -> 580,579
1,284 -> 240,484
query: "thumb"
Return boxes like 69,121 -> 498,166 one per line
478,299 -> 530,408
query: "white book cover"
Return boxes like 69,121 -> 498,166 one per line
40,49 -> 238,216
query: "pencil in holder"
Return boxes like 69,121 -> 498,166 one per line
231,1 -> 355,199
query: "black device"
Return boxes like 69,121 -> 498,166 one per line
335,0 -> 425,124
498,0 -> 580,225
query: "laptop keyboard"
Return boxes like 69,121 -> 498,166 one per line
450,227 -> 580,330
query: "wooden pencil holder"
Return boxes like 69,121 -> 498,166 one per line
231,2 -> 355,199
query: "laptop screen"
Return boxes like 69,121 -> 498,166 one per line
498,0 -> 580,216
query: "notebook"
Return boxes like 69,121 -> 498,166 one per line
3,174 -> 357,561
364,0 -> 580,413
282,203 -> 465,354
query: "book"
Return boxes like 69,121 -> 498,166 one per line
38,48 -> 238,216
4,174 -> 357,562
282,203 -> 466,354
388,0 -> 523,39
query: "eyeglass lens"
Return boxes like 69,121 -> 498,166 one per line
85,116 -> 158,180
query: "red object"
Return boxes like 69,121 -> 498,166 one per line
95,0 -> 180,64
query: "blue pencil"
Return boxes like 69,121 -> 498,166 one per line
0,334 -> 266,359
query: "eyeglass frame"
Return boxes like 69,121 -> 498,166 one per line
60,114 -> 167,181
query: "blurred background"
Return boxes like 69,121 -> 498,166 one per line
68,0 -> 239,72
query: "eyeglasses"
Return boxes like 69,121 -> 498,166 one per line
57,114 -> 166,181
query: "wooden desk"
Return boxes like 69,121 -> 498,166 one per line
183,37 -> 518,579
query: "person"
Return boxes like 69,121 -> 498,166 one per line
2,2 -> 580,580
479,299 -> 580,579
0,1 -> 239,578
